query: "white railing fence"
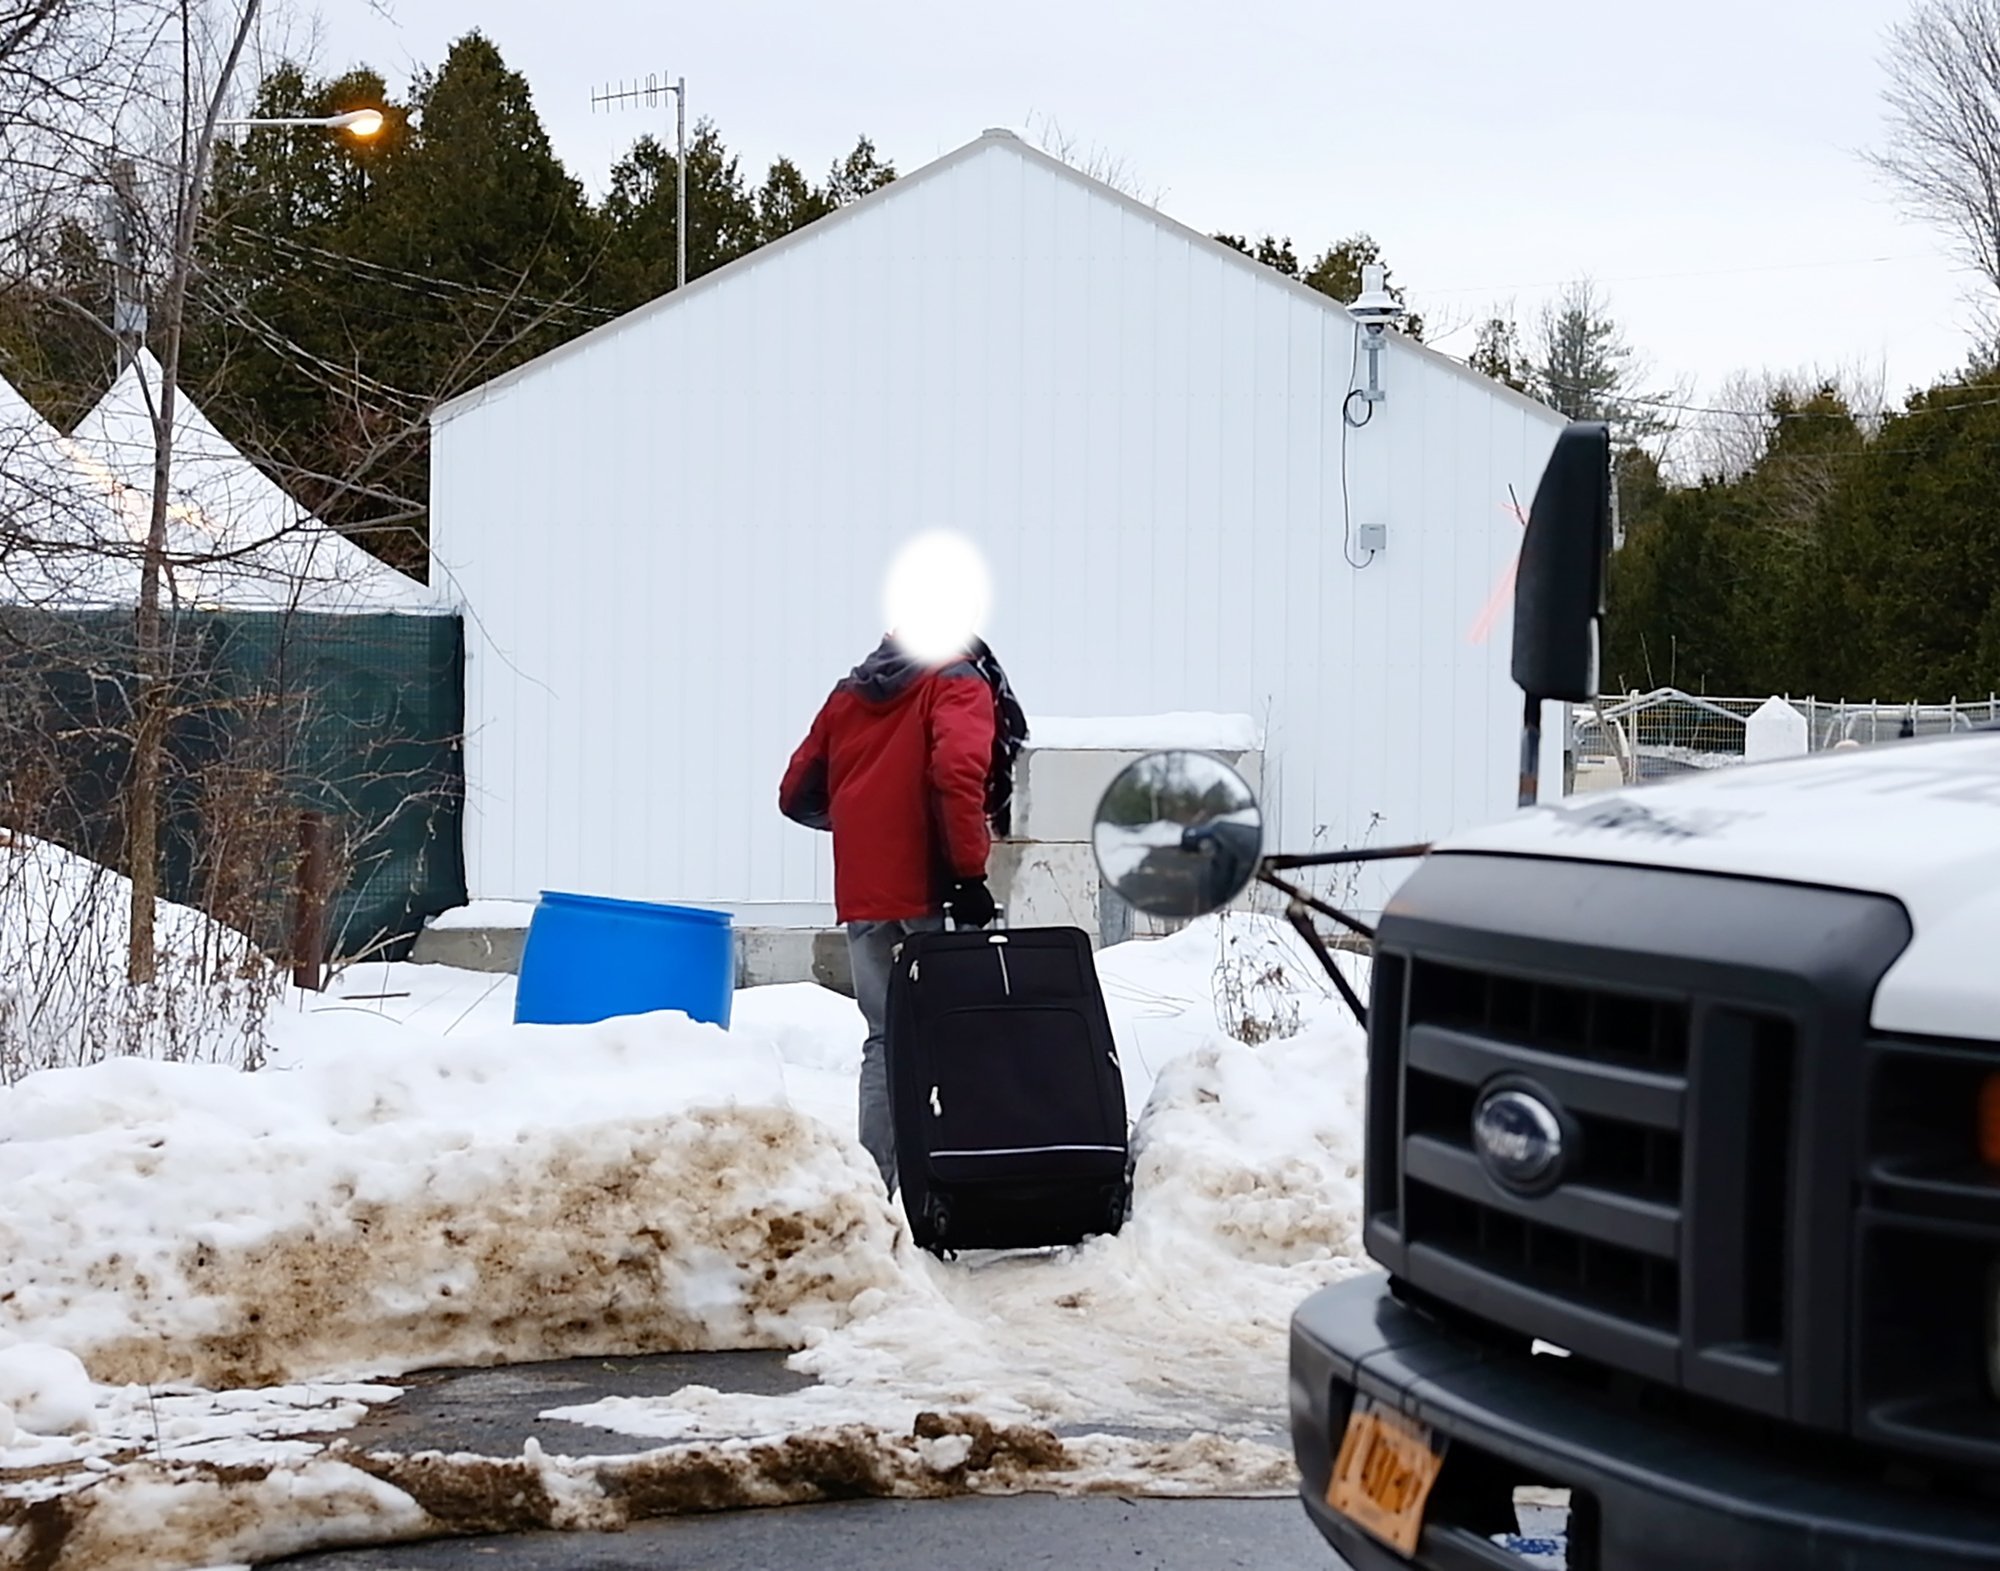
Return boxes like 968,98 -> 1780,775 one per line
1568,689 -> 2000,791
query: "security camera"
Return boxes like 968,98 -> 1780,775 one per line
1345,263 -> 1406,335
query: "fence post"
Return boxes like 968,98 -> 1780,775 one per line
292,809 -> 332,992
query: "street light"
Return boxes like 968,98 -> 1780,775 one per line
217,108 -> 385,137
107,107 -> 388,363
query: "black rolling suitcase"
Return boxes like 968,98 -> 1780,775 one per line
885,924 -> 1131,1255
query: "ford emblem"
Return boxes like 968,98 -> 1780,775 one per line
1472,1086 -> 1567,1192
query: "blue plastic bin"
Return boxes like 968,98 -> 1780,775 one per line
513,891 -> 734,1029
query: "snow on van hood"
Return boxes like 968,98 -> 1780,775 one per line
1435,733 -> 2000,1040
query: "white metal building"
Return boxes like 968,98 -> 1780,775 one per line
430,128 -> 1567,925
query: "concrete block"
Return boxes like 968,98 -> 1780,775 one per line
734,927 -> 820,989
812,929 -> 854,996
990,840 -> 1103,936
1017,749 -> 1149,842
1017,747 -> 1263,844
411,921 -> 849,994
409,925 -> 526,974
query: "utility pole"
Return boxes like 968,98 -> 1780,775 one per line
105,156 -> 145,368
592,73 -> 687,291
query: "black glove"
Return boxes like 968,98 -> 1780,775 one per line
946,876 -> 996,929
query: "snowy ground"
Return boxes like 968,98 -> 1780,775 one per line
0,845 -> 1375,1570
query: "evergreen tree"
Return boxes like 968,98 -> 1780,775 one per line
756,157 -> 834,242
1213,231 -> 1423,337
1530,278 -> 1633,422
752,136 -> 896,245
190,34 -> 604,573
823,135 -> 896,206
1469,314 -> 1528,392
598,121 -> 759,302
0,216 -> 118,425
1840,380 -> 2000,696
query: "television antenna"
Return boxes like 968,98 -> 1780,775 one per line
592,73 -> 686,291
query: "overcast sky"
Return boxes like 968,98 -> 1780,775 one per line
321,0 -> 1975,410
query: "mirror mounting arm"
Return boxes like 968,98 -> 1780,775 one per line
1260,842 -> 1432,871
1256,867 -> 1375,944
1259,866 -> 1374,1028
1518,691 -> 1544,810
1281,899 -> 1368,1031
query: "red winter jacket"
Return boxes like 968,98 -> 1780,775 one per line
779,638 -> 998,923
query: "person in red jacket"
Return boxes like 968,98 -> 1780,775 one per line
779,634 -> 1004,1196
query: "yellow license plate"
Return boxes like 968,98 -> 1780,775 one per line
1327,1394 -> 1448,1557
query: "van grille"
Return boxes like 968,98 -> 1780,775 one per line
1363,854 -> 1909,1428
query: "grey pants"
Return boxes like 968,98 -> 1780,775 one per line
847,915 -> 943,1197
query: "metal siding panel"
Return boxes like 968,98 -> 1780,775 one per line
1013,156 -> 1055,682
954,153 -> 993,534
1281,299 -> 1323,856
1183,246 -> 1226,713
1150,233 -> 1192,706
1453,371 -> 1502,837
571,353 -> 605,893
987,152 -> 1029,659
646,315 -> 678,898
515,389 -> 555,904
657,308 -> 697,902
1248,267 -> 1283,746
1376,335 -> 1426,856
1117,206 -> 1157,710
432,141 -> 1565,919
777,229 -> 824,908
1083,182 -> 1122,685
1345,325 -> 1390,858
1046,168 -> 1096,689
1213,260 -> 1257,721
1416,349 -> 1462,842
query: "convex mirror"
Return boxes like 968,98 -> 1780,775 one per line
1091,750 -> 1264,919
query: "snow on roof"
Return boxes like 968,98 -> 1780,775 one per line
65,350 -> 436,615
1028,712 -> 1263,752
0,370 -> 157,610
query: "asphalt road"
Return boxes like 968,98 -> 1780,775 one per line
345,1350 -> 814,1458
274,1493 -> 1340,1570
273,1353 -> 1339,1570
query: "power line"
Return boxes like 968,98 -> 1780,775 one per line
197,279 -> 427,410
1411,251 -> 1954,299
217,222 -> 619,326
1601,386 -> 2000,423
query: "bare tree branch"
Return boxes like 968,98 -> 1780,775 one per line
1871,0 -> 2000,301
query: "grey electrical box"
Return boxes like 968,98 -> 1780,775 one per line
1357,523 -> 1388,554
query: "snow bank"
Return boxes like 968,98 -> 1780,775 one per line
0,838 -> 275,1083
0,1345 -> 92,1439
1027,712 -> 1261,752
3,1418 -> 1298,1571
0,1375 -> 396,1491
0,1008 -> 907,1389
559,922 -> 1371,1448
423,900 -> 536,932
3,908 -> 1373,1564
784,1005 -> 1366,1434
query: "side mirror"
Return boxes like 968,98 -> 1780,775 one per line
1512,421 -> 1611,704
1091,750 -> 1263,919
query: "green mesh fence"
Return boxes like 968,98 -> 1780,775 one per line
0,608 -> 465,962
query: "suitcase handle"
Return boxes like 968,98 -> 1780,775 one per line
944,900 -> 1007,933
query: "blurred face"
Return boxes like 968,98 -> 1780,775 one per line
882,530 -> 992,665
